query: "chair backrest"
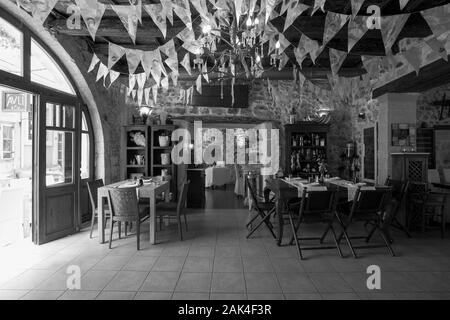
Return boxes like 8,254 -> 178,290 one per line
246,175 -> 262,211
428,169 -> 441,183
351,187 -> 391,216
299,188 -> 337,216
443,169 -> 450,183
106,187 -> 139,219
177,180 -> 190,214
86,179 -> 104,209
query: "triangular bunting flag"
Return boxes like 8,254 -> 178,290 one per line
108,70 -> 121,87
280,0 -> 295,15
136,73 -> 147,89
173,0 -> 193,30
96,63 -> 109,84
152,85 -> 158,104
350,0 -> 365,19
361,56 -> 381,79
128,74 -> 136,94
108,43 -> 126,70
87,54 -> 100,73
143,4 -> 167,38
131,90 -> 137,100
380,14 -> 410,53
283,3 -> 309,32
294,35 -> 309,68
141,49 -> 164,86
76,0 -> 106,41
30,0 -> 58,24
421,4 -> 450,39
202,64 -> 209,82
402,46 -> 422,75
329,48 -> 347,76
425,36 -> 448,62
111,4 -> 140,44
137,88 -> 144,106
180,53 -> 192,76
161,77 -> 169,92
191,0 -> 209,20
144,87 -> 151,106
348,16 -> 368,52
195,74 -> 202,94
265,0 -> 277,23
126,49 -> 144,74
160,40 -> 179,79
161,0 -> 174,24
323,12 -> 349,46
311,0 -> 326,15
278,33 -> 291,55
399,0 -> 410,10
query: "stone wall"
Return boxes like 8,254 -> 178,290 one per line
57,37 -> 354,180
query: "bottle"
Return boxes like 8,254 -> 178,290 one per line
292,135 -> 297,147
320,137 -> 325,147
315,134 -> 320,146
299,135 -> 303,146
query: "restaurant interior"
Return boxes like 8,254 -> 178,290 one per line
0,0 -> 450,301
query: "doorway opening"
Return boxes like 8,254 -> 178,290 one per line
0,85 -> 35,247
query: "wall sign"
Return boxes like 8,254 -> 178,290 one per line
2,92 -> 31,112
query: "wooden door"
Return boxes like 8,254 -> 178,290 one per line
35,95 -> 80,244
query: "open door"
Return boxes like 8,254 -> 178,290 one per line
35,95 -> 80,244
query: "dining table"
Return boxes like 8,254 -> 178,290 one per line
266,177 -> 373,246
97,179 -> 170,245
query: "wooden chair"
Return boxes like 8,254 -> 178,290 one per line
87,179 -> 111,239
408,181 -> 447,238
155,181 -> 190,241
336,186 -> 394,258
106,187 -> 150,250
384,178 -> 411,240
245,176 -> 276,239
288,188 -> 343,260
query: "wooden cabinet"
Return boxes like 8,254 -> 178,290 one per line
122,125 -> 178,199
391,153 -> 429,182
284,122 -> 329,178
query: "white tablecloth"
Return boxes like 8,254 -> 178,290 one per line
205,166 -> 234,188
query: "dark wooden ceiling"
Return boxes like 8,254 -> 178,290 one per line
45,0 -> 450,90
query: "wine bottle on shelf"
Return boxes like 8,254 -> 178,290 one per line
315,134 -> 320,146
320,137 -> 325,147
299,135 -> 303,146
292,135 -> 297,147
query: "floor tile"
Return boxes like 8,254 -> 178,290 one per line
247,293 -> 284,300
0,290 -> 29,300
1,269 -> 54,290
175,273 -> 211,292
141,272 -> 180,292
243,257 -> 274,272
213,257 -> 243,272
153,256 -> 186,272
58,290 -> 100,300
91,255 -> 132,271
122,256 -> 158,271
134,292 -> 172,300
211,273 -> 245,293
244,273 -> 281,293
96,291 -> 136,300
215,246 -> 241,258
309,273 -> 353,293
183,257 -> 213,273
210,293 -> 247,300
188,246 -> 215,257
270,257 -> 304,273
104,271 -> 148,291
284,293 -> 322,300
20,290 -> 64,300
80,270 -> 117,291
321,293 -> 360,300
276,273 -> 317,293
172,292 -> 210,300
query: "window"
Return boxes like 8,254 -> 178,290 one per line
45,103 -> 75,186
0,17 -> 23,76
1,124 -> 14,159
80,111 -> 90,179
31,39 -> 76,95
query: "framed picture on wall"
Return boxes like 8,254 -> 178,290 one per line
391,123 -> 416,146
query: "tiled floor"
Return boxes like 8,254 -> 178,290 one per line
1,189 -> 450,300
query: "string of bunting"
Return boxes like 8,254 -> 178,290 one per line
15,0 -> 450,105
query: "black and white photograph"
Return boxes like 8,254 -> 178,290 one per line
1,0 -> 450,305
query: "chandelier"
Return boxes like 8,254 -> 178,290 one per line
192,1 -> 283,84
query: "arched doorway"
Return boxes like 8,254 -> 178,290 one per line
0,9 -> 96,245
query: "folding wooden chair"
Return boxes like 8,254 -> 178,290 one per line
383,178 -> 411,240
245,176 -> 276,239
288,188 -> 343,260
336,186 -> 394,258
